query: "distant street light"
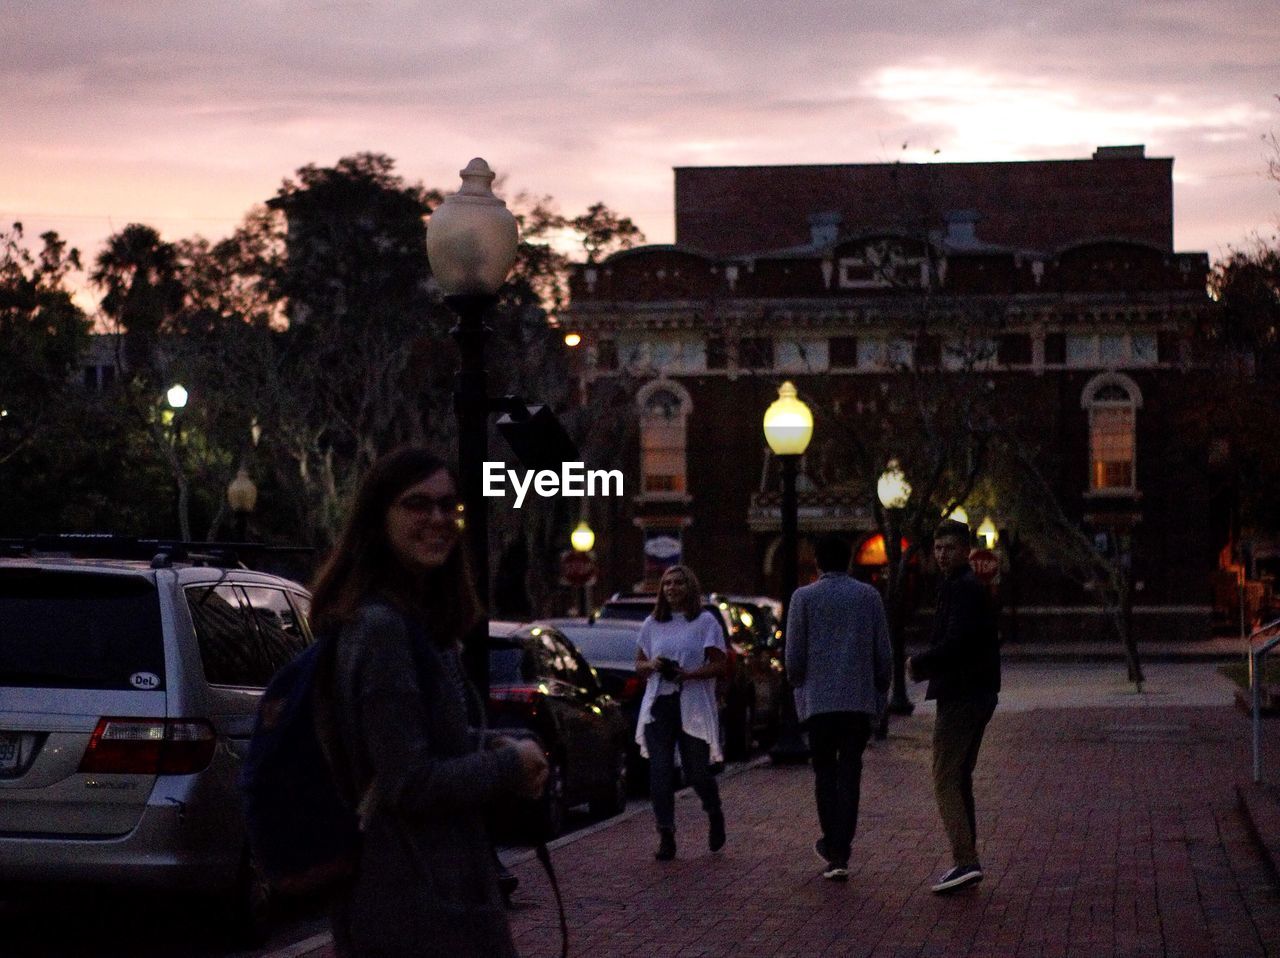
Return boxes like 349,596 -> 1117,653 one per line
427,157 -> 519,698
949,506 -> 969,525
879,459 -> 914,716
978,516 -> 998,549
571,520 -> 595,553
165,384 -> 190,540
570,519 -> 596,615
763,381 -> 813,764
226,466 -> 258,542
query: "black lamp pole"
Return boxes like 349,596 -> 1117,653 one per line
449,292 -> 496,701
886,505 -> 914,715
770,452 -> 809,763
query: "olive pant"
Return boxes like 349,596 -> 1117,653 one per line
932,693 -> 997,868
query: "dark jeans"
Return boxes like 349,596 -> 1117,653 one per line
644,693 -> 721,832
804,711 -> 872,867
932,693 -> 998,868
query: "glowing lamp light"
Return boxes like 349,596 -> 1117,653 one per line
564,332 -> 582,347
978,516 -> 998,548
949,506 -> 969,525
570,520 -> 595,553
877,460 -> 911,510
762,381 -> 813,456
225,467 -> 258,514
166,384 -> 189,409
426,158 -> 519,296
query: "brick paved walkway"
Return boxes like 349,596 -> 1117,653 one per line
502,705 -> 1280,958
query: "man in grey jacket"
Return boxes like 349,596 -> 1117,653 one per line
785,534 -> 892,880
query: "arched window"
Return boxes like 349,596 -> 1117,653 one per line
637,380 -> 691,497
1081,373 -> 1143,493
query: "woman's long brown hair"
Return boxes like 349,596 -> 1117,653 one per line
309,447 -> 481,644
652,564 -> 704,622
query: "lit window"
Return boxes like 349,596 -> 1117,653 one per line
1082,374 -> 1142,494
638,382 -> 690,497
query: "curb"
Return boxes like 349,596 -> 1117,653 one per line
262,754 -> 772,957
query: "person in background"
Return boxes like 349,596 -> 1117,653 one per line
311,447 -> 548,957
634,564 -> 728,861
785,534 -> 891,881
908,519 -> 1001,894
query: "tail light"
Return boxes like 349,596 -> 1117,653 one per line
621,676 -> 643,700
79,718 -> 216,775
488,686 -> 542,716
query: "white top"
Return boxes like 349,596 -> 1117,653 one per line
635,610 -> 726,763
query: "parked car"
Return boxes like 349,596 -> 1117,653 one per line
486,621 -> 631,839
596,592 -> 762,760
715,593 -> 786,743
0,536 -> 315,944
543,617 -> 646,787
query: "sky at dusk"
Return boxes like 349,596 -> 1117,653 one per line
3,0 -> 1278,311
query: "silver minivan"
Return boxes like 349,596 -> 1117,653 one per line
0,546 -> 313,942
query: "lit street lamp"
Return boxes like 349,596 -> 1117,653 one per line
763,381 -> 813,764
427,157 -> 518,698
226,466 -> 258,542
878,460 -> 913,716
978,516 -> 998,549
570,519 -> 595,615
166,384 -> 190,540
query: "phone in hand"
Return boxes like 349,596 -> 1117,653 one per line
656,656 -> 681,681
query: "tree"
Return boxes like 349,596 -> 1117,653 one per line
91,223 -> 185,380
0,224 -> 175,537
0,223 -> 90,468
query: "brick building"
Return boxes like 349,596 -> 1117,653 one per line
565,146 -> 1221,642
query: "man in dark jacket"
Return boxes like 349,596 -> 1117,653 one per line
907,520 -> 1000,894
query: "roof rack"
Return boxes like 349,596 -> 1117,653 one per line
0,534 -> 315,570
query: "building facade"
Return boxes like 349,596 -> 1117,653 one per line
565,146 -> 1221,642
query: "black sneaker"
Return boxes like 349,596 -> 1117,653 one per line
655,829 -> 676,861
815,838 -> 848,880
931,863 -> 983,893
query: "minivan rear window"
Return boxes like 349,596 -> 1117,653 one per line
0,570 -> 165,690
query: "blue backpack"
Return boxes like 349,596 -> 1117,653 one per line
238,629 -> 361,896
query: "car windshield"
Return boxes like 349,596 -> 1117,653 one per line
557,629 -> 639,665
0,570 -> 165,690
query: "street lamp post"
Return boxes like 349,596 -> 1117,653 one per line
571,519 -> 595,615
426,158 -> 518,699
878,460 -> 914,716
226,466 -> 258,542
166,384 -> 190,540
762,381 -> 813,764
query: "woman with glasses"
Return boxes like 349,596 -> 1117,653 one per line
634,564 -> 729,861
310,446 -> 548,957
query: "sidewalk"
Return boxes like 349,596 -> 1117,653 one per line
280,667 -> 1280,957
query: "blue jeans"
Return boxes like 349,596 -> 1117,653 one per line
644,694 -> 721,831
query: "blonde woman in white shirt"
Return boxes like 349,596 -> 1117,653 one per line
635,565 -> 729,861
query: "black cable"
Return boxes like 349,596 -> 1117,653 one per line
534,841 -> 568,958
